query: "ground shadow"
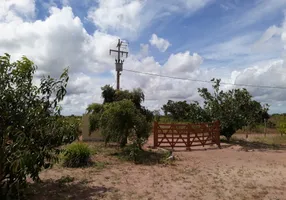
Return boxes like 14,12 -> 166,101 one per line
221,138 -> 286,151
26,178 -> 115,200
147,144 -> 226,152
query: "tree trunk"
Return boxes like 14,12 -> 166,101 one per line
120,135 -> 128,148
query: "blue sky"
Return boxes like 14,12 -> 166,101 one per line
1,0 -> 286,114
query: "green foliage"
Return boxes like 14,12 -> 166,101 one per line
88,85 -> 153,148
63,142 -> 91,168
0,54 -> 79,198
58,175 -> 75,184
116,144 -> 173,165
86,103 -> 103,133
100,100 -> 151,148
101,85 -> 145,109
198,79 -> 268,141
277,116 -> 286,135
162,100 -> 210,122
162,79 -> 268,141
86,103 -> 103,114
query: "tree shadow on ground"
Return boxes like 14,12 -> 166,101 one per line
26,177 -> 115,200
221,138 -> 286,151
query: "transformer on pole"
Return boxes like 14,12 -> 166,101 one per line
109,39 -> 128,90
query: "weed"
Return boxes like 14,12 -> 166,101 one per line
62,142 -> 92,168
57,175 -> 75,184
112,145 -> 173,165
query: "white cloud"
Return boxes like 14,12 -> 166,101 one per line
0,0 -> 35,22
149,34 -> 171,52
0,6 -> 117,115
88,0 -> 144,39
2,2 -> 286,115
227,0 -> 286,30
164,52 -> 202,73
88,0 -> 213,39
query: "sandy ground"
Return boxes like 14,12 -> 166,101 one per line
28,135 -> 286,200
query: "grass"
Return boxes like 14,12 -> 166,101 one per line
57,175 -> 75,185
222,134 -> 286,150
88,141 -> 175,165
253,134 -> 286,145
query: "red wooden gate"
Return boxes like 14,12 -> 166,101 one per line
153,121 -> 221,150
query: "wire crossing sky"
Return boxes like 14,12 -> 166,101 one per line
124,69 -> 286,90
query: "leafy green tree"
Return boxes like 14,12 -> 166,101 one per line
89,86 -> 152,148
101,85 -> 116,103
0,54 -> 79,198
162,100 -> 209,122
86,103 -> 103,114
162,100 -> 191,121
100,100 -> 151,148
101,85 -> 145,109
198,79 -> 268,141
86,103 -> 103,133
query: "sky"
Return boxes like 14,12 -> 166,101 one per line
1,0 -> 286,115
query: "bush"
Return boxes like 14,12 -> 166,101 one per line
116,144 -> 173,165
63,142 -> 91,168
100,100 -> 151,148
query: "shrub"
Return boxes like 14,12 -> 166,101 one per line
63,142 -> 91,168
100,100 -> 151,148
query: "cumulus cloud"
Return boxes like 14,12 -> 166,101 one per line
0,0 -> 35,22
87,0 -> 213,39
149,34 -> 171,52
164,52 -> 202,73
2,2 -> 286,115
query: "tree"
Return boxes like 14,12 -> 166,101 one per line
101,85 -> 116,103
86,103 -> 103,114
162,100 -> 191,121
198,79 -> 268,141
101,85 -> 145,109
100,100 -> 151,148
89,86 -> 153,147
0,54 -> 79,198
162,100 -> 209,122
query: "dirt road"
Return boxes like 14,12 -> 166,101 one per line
30,140 -> 286,200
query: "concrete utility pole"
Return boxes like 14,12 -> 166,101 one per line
109,39 -> 128,90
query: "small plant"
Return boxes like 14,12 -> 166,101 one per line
58,175 -> 75,184
63,142 -> 91,167
115,145 -> 174,165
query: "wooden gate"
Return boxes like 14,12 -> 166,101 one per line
153,121 -> 221,150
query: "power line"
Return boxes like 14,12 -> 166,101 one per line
124,69 -> 286,90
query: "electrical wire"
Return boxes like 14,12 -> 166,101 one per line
124,69 -> 286,90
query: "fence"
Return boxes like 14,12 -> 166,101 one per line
153,121 -> 221,150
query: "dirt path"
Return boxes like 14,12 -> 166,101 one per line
29,141 -> 286,200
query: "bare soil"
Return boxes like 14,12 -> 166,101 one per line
28,134 -> 286,200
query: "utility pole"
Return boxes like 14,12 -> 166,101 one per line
109,39 -> 128,90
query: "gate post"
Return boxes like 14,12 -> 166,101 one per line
186,124 -> 191,151
216,121 -> 221,149
153,121 -> 158,148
